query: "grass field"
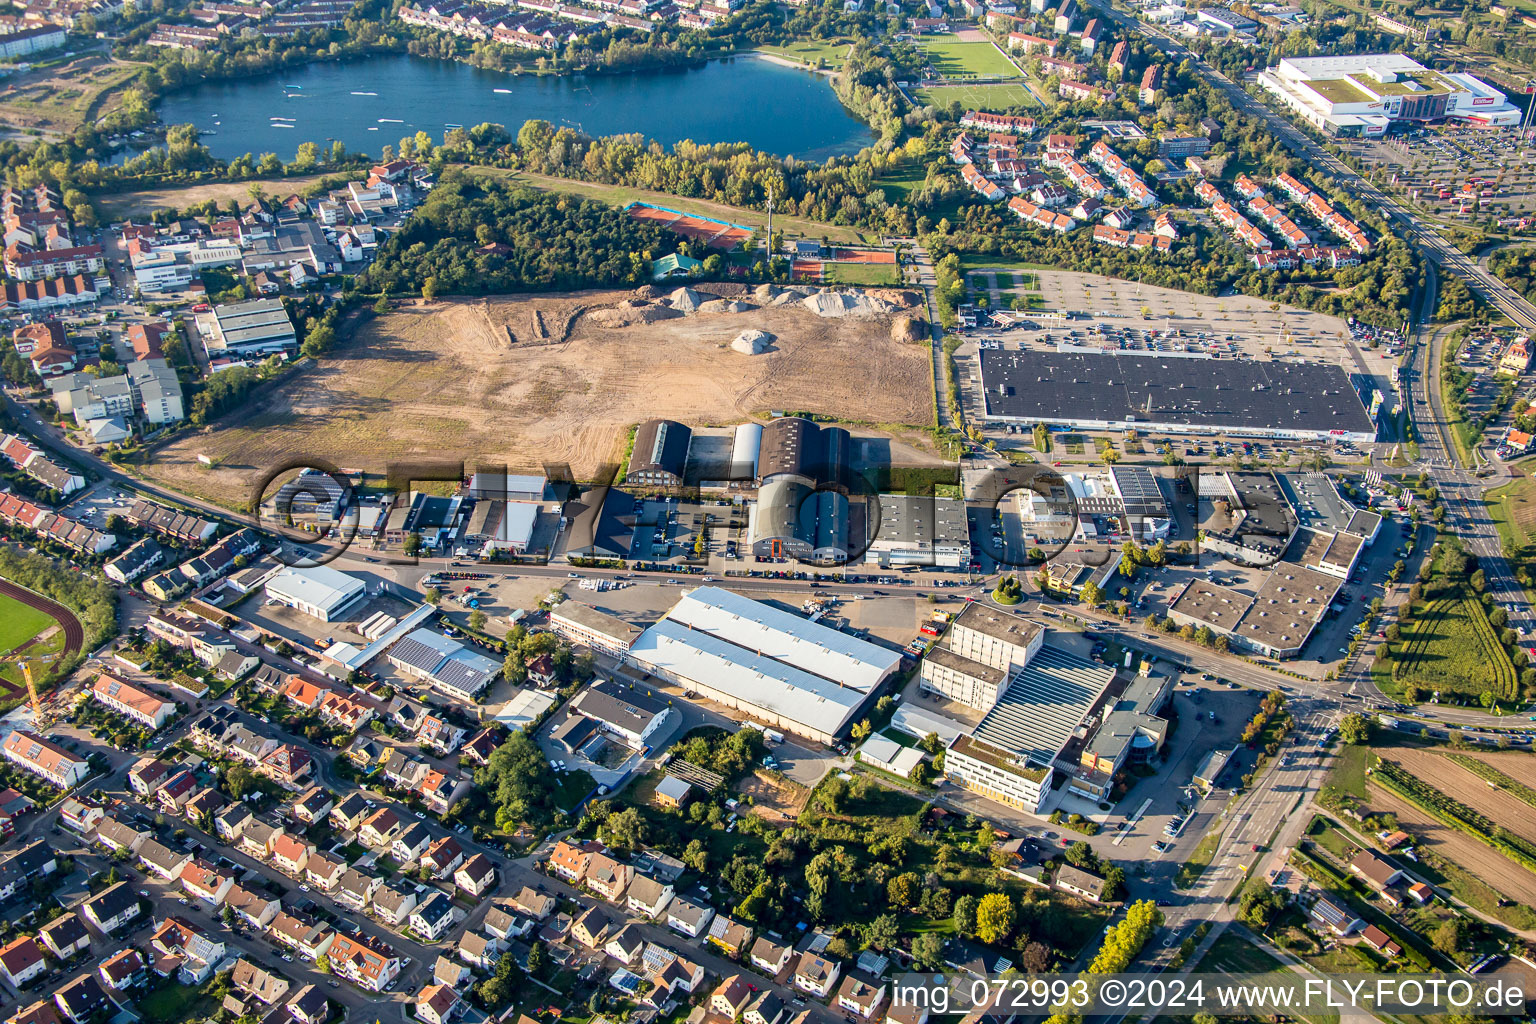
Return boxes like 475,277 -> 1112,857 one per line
0,591 -> 63,696
826,262 -> 900,286
916,82 -> 1038,109
0,593 -> 52,655
754,40 -> 852,69
1175,828 -> 1222,888
0,56 -> 140,133
918,38 -> 1022,79
1390,591 -> 1518,700
1486,460 -> 1536,555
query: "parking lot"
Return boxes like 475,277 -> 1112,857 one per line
1339,126 -> 1536,223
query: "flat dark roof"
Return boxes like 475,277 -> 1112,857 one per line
979,350 -> 1375,435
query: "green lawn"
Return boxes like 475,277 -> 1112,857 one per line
1175,828 -> 1222,889
755,40 -> 852,69
916,81 -> 1038,109
826,262 -> 900,286
0,593 -> 52,655
1204,931 -> 1286,974
552,768 -> 598,811
919,38 -> 1022,79
1486,467 -> 1536,555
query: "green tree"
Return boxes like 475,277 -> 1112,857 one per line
1339,712 -> 1371,745
887,872 -> 921,910
953,893 -> 979,937
912,931 -> 944,969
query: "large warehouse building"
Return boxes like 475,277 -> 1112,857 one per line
626,586 -> 899,743
1258,54 -> 1520,134
264,565 -> 368,621
979,349 -> 1377,442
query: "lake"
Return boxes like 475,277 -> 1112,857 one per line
153,53 -> 874,162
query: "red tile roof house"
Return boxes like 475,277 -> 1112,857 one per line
0,935 -> 45,987
455,853 -> 496,897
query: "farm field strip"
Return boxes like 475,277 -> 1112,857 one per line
1386,747 -> 1536,843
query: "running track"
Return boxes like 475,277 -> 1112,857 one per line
0,576 -> 83,660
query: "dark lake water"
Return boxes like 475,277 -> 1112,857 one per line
152,53 -> 875,162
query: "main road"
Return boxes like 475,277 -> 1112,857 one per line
1083,0 -> 1536,332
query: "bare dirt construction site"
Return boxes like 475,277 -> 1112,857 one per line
1365,747 -> 1536,900
739,770 -> 810,825
146,285 -> 933,507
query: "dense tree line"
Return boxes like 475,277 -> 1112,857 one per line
362,172 -> 672,294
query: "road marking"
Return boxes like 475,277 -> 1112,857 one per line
1113,797 -> 1153,847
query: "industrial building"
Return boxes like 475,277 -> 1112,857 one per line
195,299 -> 297,358
549,601 -> 644,659
943,645 -> 1116,814
1069,666 -> 1172,801
627,420 -> 693,489
263,565 -> 368,622
866,495 -> 971,568
749,418 -> 855,563
626,587 -> 899,743
1167,562 -> 1340,658
1257,54 -> 1520,134
978,349 -> 1377,442
919,605 -> 1044,710
1198,471 -> 1299,565
553,679 -> 676,753
386,628 -> 500,702
1017,467 -> 1172,545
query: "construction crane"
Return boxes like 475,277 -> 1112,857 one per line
17,655 -> 61,728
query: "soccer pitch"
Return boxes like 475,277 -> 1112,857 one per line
920,38 -> 1022,79
917,82 -> 1041,109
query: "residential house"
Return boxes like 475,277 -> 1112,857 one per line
605,926 -> 646,965
410,892 -> 460,943
149,916 -> 227,984
793,951 -> 841,998
371,882 -> 419,927
391,822 -> 433,865
707,915 -> 754,958
92,816 -> 149,856
746,991 -> 787,1024
585,853 -> 634,901
749,936 -> 793,976
416,984 -> 461,1024
38,913 -> 89,960
180,859 -> 235,907
454,853 -> 495,898
422,836 -> 466,879
335,869 -> 381,912
267,912 -> 335,961
232,959 -> 291,1005
359,807 -> 402,849
80,881 -> 142,934
711,976 -> 754,1019
0,936 -> 45,987
287,986 -> 331,1024
137,839 -> 191,880
54,974 -> 110,1024
97,949 -> 147,994
837,975 -> 888,1019
457,932 -> 501,972
548,839 -> 594,883
1360,924 -> 1403,958
304,852 -> 346,892
238,819 -> 281,860
665,896 -> 714,939
508,886 -> 555,920
328,933 -> 401,993
330,792 -> 371,832
3,730 -> 89,788
271,832 -> 312,876
292,786 -> 334,825
216,802 -> 254,841
58,795 -> 104,834
573,904 -> 619,949
1349,850 -> 1405,891
626,874 -> 674,919
226,884 -> 281,929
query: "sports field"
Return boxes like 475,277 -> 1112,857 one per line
827,262 -> 901,286
916,82 -> 1038,109
919,38 -> 1022,79
0,591 -> 64,696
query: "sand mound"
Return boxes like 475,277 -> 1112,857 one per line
732,329 -> 773,355
632,284 -> 667,299
891,314 -> 927,343
803,290 -> 885,318
664,287 -> 718,313
754,283 -> 780,303
698,299 -> 757,314
589,300 -> 684,327
710,282 -> 751,298
768,290 -> 802,307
